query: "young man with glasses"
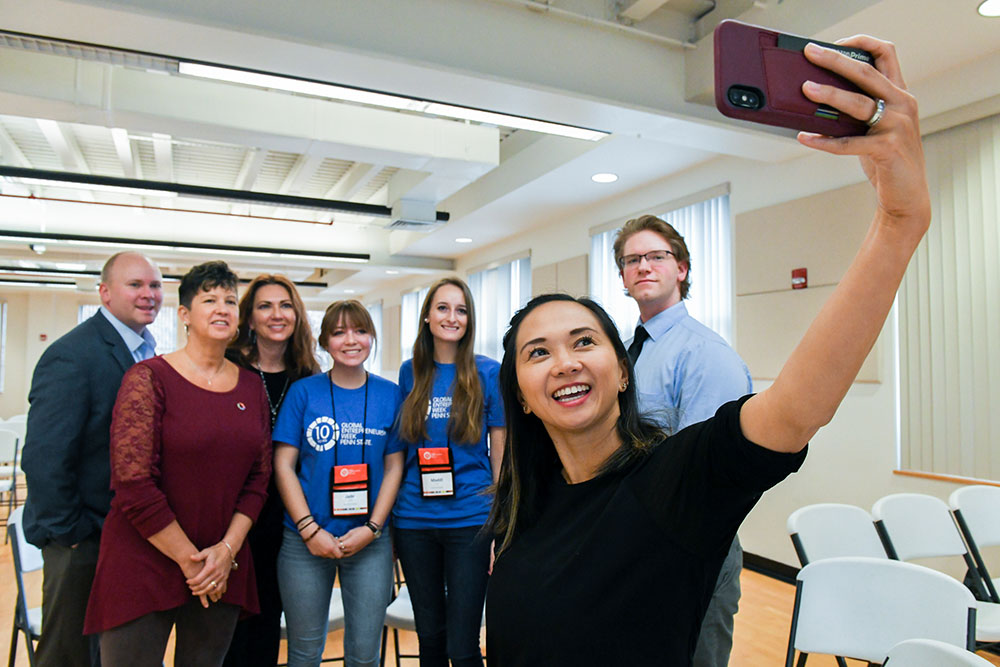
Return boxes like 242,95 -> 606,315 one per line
613,214 -> 751,667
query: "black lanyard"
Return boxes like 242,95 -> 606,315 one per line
329,371 -> 369,467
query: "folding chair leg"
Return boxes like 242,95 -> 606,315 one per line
836,658 -> 849,667
795,652 -> 808,667
9,620 -> 18,667
393,627 -> 402,667
380,626 -> 388,667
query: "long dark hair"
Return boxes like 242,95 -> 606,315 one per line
229,274 -> 319,381
487,293 -> 665,556
399,277 -> 483,445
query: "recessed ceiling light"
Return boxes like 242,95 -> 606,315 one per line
591,173 -> 619,183
385,269 -> 400,275
344,289 -> 356,294
979,0 -> 1000,16
455,237 -> 473,244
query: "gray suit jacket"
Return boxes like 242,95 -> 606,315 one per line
22,312 -> 137,548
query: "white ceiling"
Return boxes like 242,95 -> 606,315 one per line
0,0 -> 998,302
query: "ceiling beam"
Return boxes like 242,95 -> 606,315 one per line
37,119 -> 88,173
619,0 -> 671,22
152,132 -> 174,181
278,152 -> 325,196
110,127 -> 137,178
324,162 -> 383,201
0,124 -> 30,167
234,147 -> 266,190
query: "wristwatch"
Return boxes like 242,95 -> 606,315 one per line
365,520 -> 382,538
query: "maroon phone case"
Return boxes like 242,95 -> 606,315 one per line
714,20 -> 869,137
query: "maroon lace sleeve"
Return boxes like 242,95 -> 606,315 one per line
109,363 -> 176,538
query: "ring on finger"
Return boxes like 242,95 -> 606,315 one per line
210,580 -> 217,588
866,98 -> 886,128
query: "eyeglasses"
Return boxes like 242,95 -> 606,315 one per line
618,249 -> 675,270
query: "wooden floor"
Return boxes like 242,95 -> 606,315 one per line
3,535 -> 999,666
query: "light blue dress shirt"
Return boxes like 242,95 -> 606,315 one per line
628,301 -> 751,435
99,306 -> 157,362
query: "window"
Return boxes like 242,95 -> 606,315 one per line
468,256 -> 531,361
898,113 -> 1000,480
365,301 -> 383,376
79,304 -> 178,353
400,286 -> 429,363
307,310 -> 333,372
0,302 -> 7,393
589,190 -> 733,344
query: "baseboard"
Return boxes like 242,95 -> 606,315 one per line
743,551 -> 799,585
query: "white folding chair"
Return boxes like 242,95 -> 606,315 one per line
950,485 -> 1000,604
0,428 -> 22,527
884,638 -> 993,666
278,588 -> 345,665
787,503 -> 888,566
872,493 -> 1000,644
7,506 -> 42,667
785,557 -> 976,667
380,581 -> 417,667
5,414 -> 27,423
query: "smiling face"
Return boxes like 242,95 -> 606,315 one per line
426,283 -> 469,345
181,285 -> 238,342
619,229 -> 688,320
99,253 -> 164,333
324,315 -> 372,368
514,301 -> 627,443
251,283 -> 296,345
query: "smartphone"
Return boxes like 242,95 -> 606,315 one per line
714,19 -> 874,137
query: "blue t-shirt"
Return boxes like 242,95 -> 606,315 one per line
393,355 -> 505,529
272,372 -> 404,536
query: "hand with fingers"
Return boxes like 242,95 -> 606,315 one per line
186,542 -> 234,606
338,526 -> 376,558
305,527 -> 346,559
798,37 -> 930,231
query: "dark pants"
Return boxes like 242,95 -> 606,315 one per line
37,536 -> 101,667
692,536 -> 742,667
223,488 -> 285,667
394,526 -> 491,667
99,598 -> 240,667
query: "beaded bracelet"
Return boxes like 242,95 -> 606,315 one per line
303,525 -> 322,543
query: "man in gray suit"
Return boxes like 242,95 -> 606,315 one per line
22,252 -> 163,667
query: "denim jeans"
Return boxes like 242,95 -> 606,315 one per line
277,527 -> 393,667
393,526 -> 491,667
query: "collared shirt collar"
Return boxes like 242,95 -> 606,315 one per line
100,305 -> 157,361
638,301 -> 688,342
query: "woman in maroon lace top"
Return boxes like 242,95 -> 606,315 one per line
85,261 -> 271,667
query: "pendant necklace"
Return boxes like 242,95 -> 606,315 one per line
182,349 -> 226,386
257,364 -> 290,425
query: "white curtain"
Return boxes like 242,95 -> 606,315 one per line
898,113 -> 1000,479
469,256 -> 531,362
400,286 -> 429,363
365,301 -> 383,376
80,303 -> 179,353
589,230 -> 640,341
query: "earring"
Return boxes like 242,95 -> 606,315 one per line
521,402 -> 531,414
619,380 -> 628,392
250,329 -> 257,345
424,318 -> 429,323
183,323 -> 189,335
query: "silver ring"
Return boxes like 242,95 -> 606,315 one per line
210,581 -> 217,588
866,98 -> 886,127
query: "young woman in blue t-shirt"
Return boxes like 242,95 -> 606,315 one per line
394,277 -> 505,667
272,300 -> 405,667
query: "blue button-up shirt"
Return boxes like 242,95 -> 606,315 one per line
628,301 -> 751,435
100,306 -> 157,362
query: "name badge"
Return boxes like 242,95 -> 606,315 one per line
331,463 -> 369,516
418,447 -> 455,498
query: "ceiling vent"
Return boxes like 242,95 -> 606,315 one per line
388,199 -> 445,232
0,30 -> 178,72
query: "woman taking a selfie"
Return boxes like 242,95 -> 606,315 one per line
273,300 -> 404,667
86,261 -> 271,667
224,274 -> 319,667
486,36 -> 930,666
393,277 -> 505,667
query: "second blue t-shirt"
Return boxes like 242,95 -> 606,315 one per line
272,372 -> 404,537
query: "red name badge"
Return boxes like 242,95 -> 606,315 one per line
418,447 -> 455,498
331,463 -> 369,516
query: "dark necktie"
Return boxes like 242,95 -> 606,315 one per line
627,325 -> 650,365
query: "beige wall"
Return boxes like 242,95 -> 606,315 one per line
530,254 -> 588,297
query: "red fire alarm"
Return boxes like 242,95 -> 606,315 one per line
39,333 -> 48,341
792,268 -> 807,290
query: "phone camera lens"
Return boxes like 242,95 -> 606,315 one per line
728,86 -> 763,110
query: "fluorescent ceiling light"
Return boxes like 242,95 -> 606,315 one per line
0,280 -> 76,289
979,0 -> 1000,16
385,269 -> 400,274
455,237 -> 473,244
54,262 -> 88,271
591,172 -> 619,183
179,62 -> 609,142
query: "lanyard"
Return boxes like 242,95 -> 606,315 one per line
329,371 -> 369,467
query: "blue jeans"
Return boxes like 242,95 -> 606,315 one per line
277,528 -> 393,667
393,526 -> 491,667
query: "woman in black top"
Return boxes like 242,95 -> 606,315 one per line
486,36 -> 930,665
224,274 -> 320,667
